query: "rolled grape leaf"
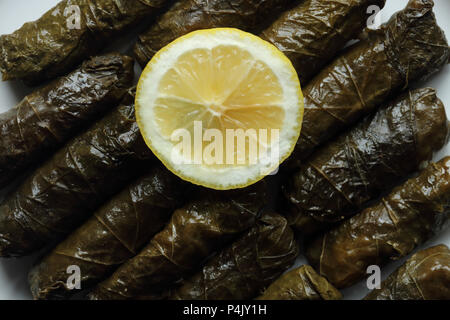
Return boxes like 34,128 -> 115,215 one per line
170,212 -> 298,300
133,0 -> 296,67
0,89 -> 155,258
28,166 -> 186,300
364,245 -> 450,300
0,0 -> 170,85
306,157 -> 450,289
282,88 -> 449,234
285,0 -> 450,169
260,0 -> 386,84
256,265 -> 342,300
89,182 -> 268,300
0,53 -> 134,189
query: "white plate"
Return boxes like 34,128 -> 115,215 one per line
0,0 -> 449,300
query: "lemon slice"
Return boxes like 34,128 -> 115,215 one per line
136,28 -> 303,190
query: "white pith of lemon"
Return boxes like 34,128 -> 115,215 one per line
136,28 -> 303,190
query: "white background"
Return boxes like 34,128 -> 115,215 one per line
0,0 -> 449,300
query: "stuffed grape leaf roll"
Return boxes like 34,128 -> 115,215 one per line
89,182 -> 267,300
286,0 -> 450,169
170,212 -> 298,300
260,0 -> 386,84
0,53 -> 134,189
306,157 -> 450,289
0,89 -> 155,258
364,245 -> 450,300
28,166 -> 186,300
282,88 -> 449,234
133,0 -> 297,67
256,265 -> 342,300
0,0 -> 171,85
134,0 -> 385,77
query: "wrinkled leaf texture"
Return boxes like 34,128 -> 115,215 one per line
0,53 -> 134,189
306,157 -> 450,288
0,89 -> 155,258
89,182 -> 268,300
364,245 -> 450,300
29,165 -> 186,300
283,88 -> 448,234
0,0 -> 169,84
171,212 -> 298,300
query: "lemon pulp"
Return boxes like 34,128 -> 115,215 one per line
136,28 -> 303,189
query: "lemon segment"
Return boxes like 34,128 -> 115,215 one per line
136,28 -> 303,190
